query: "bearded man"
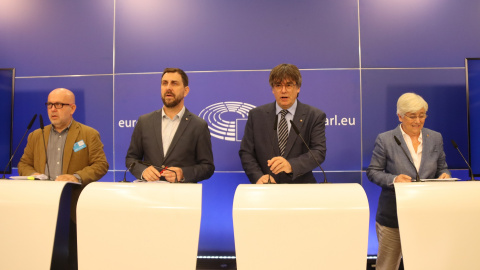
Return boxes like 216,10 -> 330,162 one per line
125,68 -> 214,182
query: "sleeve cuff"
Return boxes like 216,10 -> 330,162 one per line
73,173 -> 83,184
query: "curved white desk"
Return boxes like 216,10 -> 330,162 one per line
77,182 -> 202,270
0,180 -> 76,270
395,181 -> 480,270
233,184 -> 369,270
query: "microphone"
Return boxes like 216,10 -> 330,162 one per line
137,160 -> 179,183
39,114 -> 51,180
393,135 -> 420,182
451,140 -> 475,181
289,120 -> 328,183
2,114 -> 37,179
268,114 -> 279,184
121,162 -> 136,182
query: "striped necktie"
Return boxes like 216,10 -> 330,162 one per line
278,110 -> 288,156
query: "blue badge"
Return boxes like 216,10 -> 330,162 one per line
73,140 -> 87,152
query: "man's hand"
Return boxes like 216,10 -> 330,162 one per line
142,166 -> 161,181
268,156 -> 292,174
256,174 -> 276,184
394,174 -> 412,183
438,173 -> 450,179
56,174 -> 79,183
161,167 -> 184,183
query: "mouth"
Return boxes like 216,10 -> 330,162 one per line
164,92 -> 175,98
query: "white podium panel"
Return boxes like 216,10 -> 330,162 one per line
77,182 -> 202,270
395,181 -> 480,270
233,184 -> 369,270
0,180 -> 75,270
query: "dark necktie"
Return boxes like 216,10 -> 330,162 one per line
278,110 -> 288,156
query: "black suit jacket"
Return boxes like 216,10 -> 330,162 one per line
126,108 -> 215,182
239,100 -> 326,183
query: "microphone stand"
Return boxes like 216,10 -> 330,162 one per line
451,140 -> 475,181
290,120 -> 328,183
1,114 -> 37,179
39,114 -> 51,180
394,135 -> 420,182
268,114 -> 279,184
121,162 -> 136,182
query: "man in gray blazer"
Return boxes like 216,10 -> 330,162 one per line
239,63 -> 326,184
367,93 -> 450,270
125,68 -> 214,183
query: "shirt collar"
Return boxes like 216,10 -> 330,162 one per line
162,106 -> 185,120
399,124 -> 423,142
52,119 -> 73,134
275,99 -> 297,116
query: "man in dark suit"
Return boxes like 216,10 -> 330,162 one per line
239,63 -> 326,184
126,68 -> 214,183
367,93 -> 450,270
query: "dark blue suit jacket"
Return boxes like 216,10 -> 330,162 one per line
125,108 -> 215,182
367,126 -> 450,228
239,100 -> 326,183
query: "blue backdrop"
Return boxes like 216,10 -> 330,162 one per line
1,0 -> 479,256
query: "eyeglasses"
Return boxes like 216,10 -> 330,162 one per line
404,114 -> 427,120
45,102 -> 73,109
273,83 -> 297,91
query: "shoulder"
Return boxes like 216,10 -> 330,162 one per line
73,121 -> 100,136
375,128 -> 399,144
297,101 -> 325,115
378,128 -> 396,137
184,108 -> 208,126
248,102 -> 274,116
29,128 -> 43,137
422,127 -> 441,136
26,128 -> 43,143
138,110 -> 160,122
422,127 -> 443,140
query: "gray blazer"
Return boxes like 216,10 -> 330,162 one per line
125,108 -> 215,182
367,125 -> 450,228
239,100 -> 326,184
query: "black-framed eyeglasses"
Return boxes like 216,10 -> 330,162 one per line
45,102 -> 73,109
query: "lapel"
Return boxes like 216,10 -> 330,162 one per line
284,100 -> 304,157
153,110 -> 165,162
164,108 -> 191,162
62,120 -> 79,174
39,125 -> 52,174
267,102 -> 280,156
394,126 -> 414,163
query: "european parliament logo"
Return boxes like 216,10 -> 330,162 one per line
199,102 -> 256,142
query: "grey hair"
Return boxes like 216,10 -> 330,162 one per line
396,93 -> 428,116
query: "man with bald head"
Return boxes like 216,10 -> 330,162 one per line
18,88 -> 108,269
19,88 -> 108,182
